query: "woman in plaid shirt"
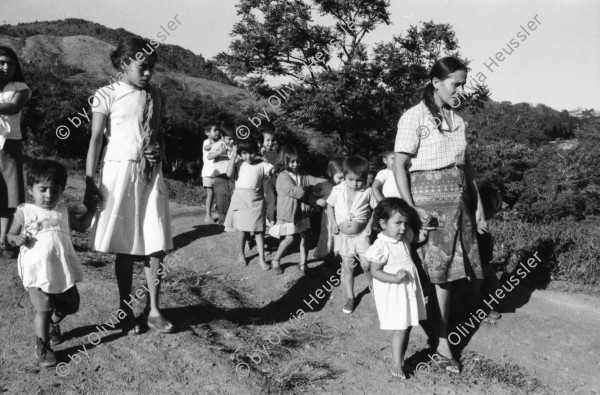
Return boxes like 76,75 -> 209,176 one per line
392,57 -> 487,374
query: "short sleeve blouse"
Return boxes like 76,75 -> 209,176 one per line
394,101 -> 467,171
0,81 -> 32,140
91,82 -> 149,162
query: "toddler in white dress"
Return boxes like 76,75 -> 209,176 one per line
8,160 -> 96,368
365,197 -> 428,379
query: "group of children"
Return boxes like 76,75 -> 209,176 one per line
200,132 -> 503,378
4,37 -> 502,378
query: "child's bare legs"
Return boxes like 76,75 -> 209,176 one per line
358,254 -> 373,290
271,234 -> 295,270
236,231 -> 248,265
204,187 -> 214,223
254,232 -> 270,270
34,311 -> 52,341
390,328 -> 411,378
341,256 -> 356,299
298,232 -> 307,270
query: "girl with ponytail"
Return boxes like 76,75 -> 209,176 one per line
85,37 -> 174,335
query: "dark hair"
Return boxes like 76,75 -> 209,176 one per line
326,157 -> 344,180
237,136 -> 260,155
259,123 -> 276,137
276,144 -> 301,173
478,183 -> 502,219
110,37 -> 158,69
343,156 -> 369,180
0,46 -> 25,82
26,160 -> 68,190
204,124 -> 219,134
219,121 -> 235,138
422,56 -> 467,132
372,198 -> 422,233
382,146 -> 394,157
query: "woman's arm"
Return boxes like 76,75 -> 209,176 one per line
465,154 -> 487,233
393,153 -> 415,206
0,90 -> 30,115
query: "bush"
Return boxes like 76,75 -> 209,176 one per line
490,216 -> 600,287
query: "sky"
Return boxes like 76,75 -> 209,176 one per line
2,0 -> 599,112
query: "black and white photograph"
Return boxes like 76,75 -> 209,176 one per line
0,0 -> 598,393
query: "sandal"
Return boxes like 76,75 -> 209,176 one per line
121,315 -> 145,335
147,315 -> 175,334
434,352 -> 460,374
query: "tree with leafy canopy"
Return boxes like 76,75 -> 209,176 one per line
217,0 -> 488,156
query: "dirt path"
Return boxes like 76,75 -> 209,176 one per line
1,180 -> 599,394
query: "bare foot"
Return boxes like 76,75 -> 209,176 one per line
236,256 -> 247,266
258,259 -> 271,271
390,365 -> 406,379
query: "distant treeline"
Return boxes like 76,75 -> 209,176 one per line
0,18 -> 233,85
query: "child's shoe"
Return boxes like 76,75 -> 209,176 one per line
49,323 -> 64,346
35,337 -> 57,367
485,310 -> 502,321
342,298 -> 355,314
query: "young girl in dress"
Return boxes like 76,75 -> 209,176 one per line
0,46 -> 31,258
365,197 -> 427,378
85,37 -> 174,334
269,145 -> 327,275
311,157 -> 344,260
225,136 -> 273,270
8,160 -> 96,367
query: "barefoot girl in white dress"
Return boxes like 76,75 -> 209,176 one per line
365,197 -> 427,378
85,37 -> 174,334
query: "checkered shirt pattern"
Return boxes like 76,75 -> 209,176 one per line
394,101 -> 467,171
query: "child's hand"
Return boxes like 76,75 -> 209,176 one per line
394,269 -> 409,284
417,228 -> 429,243
477,221 -> 488,234
144,143 -> 161,165
12,234 -> 30,247
332,223 -> 340,235
84,195 -> 100,212
316,198 -> 326,207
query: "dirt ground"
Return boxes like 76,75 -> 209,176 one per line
1,176 -> 599,395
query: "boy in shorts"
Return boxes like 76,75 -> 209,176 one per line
201,124 -> 221,223
208,122 -> 235,225
327,156 -> 377,314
